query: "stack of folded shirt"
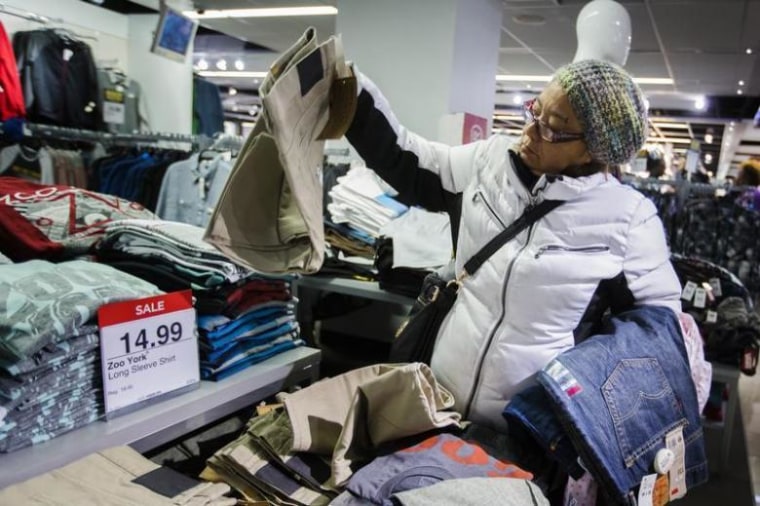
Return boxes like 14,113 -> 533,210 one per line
197,295 -> 302,382
97,219 -> 252,291
97,219 -> 304,381
0,260 -> 162,452
327,166 -> 408,240
0,177 -> 157,262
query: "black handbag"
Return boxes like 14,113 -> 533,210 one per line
389,199 -> 564,364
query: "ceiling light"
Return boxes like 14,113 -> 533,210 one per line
647,137 -> 693,144
184,6 -> 338,19
494,75 -> 674,85
197,71 -> 268,78
216,59 -> 227,71
694,96 -> 706,110
651,122 -> 690,129
234,59 -> 245,71
493,114 -> 524,121
512,94 -> 523,105
704,153 -> 713,164
739,80 -> 745,86
747,48 -> 753,55
496,75 -> 551,82
228,87 -> 237,96
704,133 -> 713,144
196,58 -> 208,70
231,104 -> 239,112
633,77 -> 676,85
526,84 -> 532,89
737,89 -> 743,95
253,79 -> 260,85
249,107 -> 257,116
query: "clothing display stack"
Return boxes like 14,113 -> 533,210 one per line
156,152 -> 233,227
13,29 -> 101,130
95,219 -> 304,381
0,177 -> 157,262
0,445 -> 236,505
374,207 -> 453,298
0,260 -> 161,452
196,279 -> 301,382
202,363 -> 538,506
327,166 -> 408,241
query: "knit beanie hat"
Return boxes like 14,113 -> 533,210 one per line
554,59 -> 648,166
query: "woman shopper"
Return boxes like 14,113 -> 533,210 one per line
344,59 -> 682,430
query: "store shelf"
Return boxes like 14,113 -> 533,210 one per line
294,276 -> 415,306
0,346 -> 321,489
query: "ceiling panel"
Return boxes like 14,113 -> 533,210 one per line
625,51 -> 670,79
502,6 -> 580,55
498,51 -> 555,74
625,4 -> 659,52
651,1 -> 745,53
669,53 -> 741,84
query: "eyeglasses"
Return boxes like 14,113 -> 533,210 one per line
523,98 -> 585,143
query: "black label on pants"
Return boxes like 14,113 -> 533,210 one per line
297,49 -> 324,97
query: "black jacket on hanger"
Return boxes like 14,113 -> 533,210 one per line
13,29 -> 101,130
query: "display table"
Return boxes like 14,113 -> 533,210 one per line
293,276 -> 415,306
0,346 -> 321,489
293,276 -> 415,345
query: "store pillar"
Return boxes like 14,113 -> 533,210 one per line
336,0 -> 502,144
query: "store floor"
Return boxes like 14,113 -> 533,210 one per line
679,371 -> 760,505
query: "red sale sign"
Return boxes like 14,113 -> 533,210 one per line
98,290 -> 199,417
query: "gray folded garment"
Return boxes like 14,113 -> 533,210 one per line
391,477 -> 549,506
99,219 -> 252,284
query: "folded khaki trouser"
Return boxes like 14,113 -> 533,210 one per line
205,28 -> 357,274
0,446 -> 235,505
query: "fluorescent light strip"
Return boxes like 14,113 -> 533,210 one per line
197,71 -> 267,78
184,6 -> 338,19
493,114 -> 524,121
496,74 -> 674,85
647,137 -> 692,144
651,122 -> 690,130
203,70 -> 673,86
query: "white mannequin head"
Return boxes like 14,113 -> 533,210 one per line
573,0 -> 632,66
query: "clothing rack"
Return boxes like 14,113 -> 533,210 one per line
0,122 -> 200,151
0,4 -> 63,24
202,133 -> 245,153
0,5 -> 97,40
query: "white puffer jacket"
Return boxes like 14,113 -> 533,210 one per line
345,72 -> 683,430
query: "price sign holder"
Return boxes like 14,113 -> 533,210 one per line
98,290 -> 200,419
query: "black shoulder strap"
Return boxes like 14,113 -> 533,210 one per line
463,199 -> 563,276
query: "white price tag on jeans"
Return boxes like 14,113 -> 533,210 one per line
98,290 -> 199,417
681,281 -> 697,301
638,474 -> 657,506
666,426 -> 687,499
